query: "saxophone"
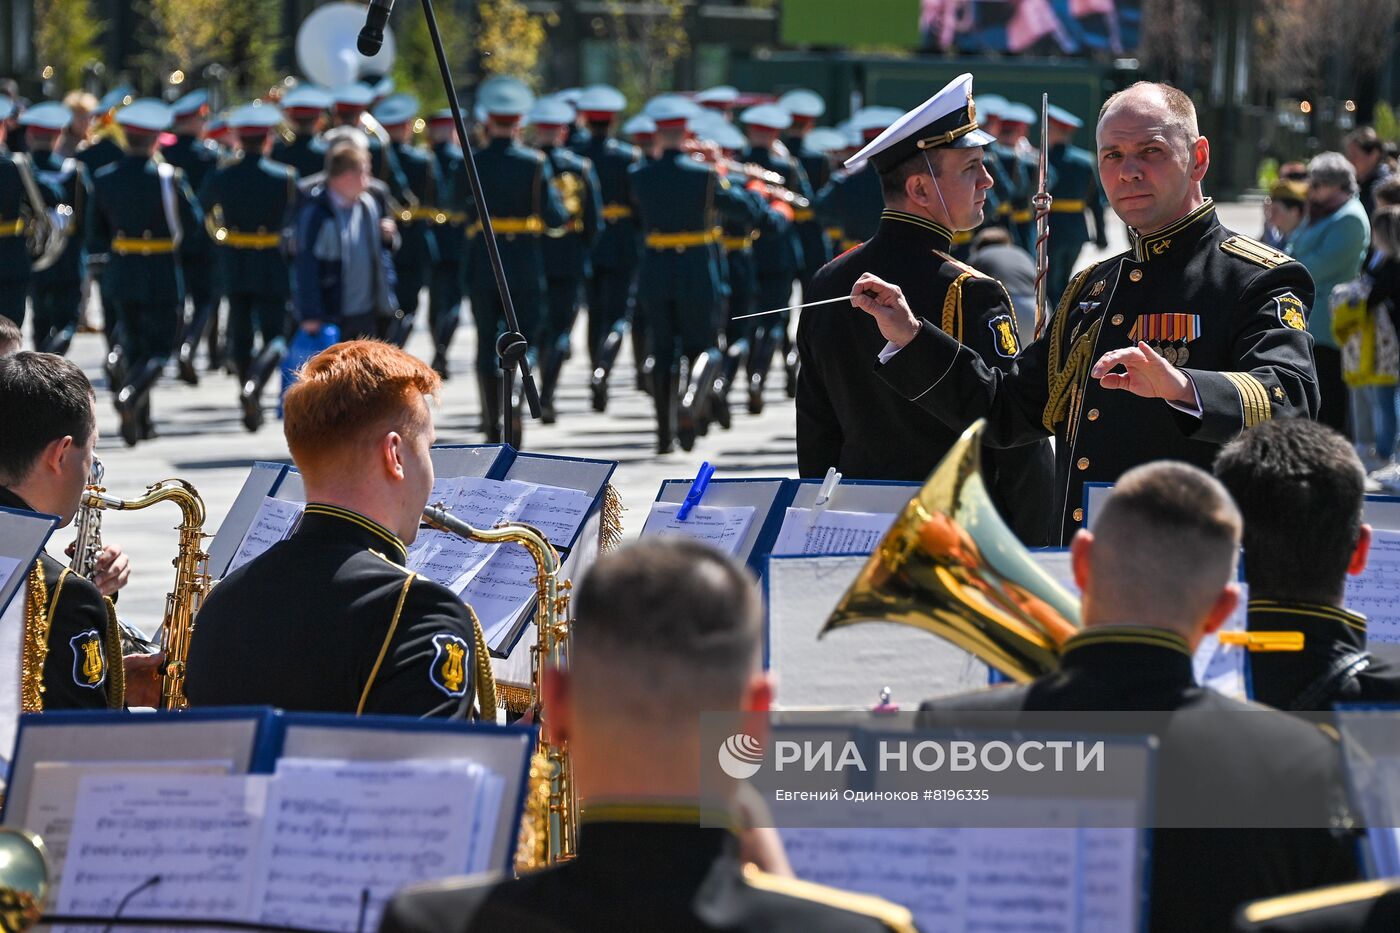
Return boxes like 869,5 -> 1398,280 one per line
70,459 -> 161,657
420,504 -> 575,870
81,480 -> 211,710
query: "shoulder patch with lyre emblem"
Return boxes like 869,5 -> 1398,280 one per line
70,629 -> 106,689
1220,234 -> 1291,268
1275,292 -> 1307,330
988,313 -> 1018,357
429,632 -> 470,698
742,864 -> 919,933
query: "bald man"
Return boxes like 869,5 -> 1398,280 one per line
853,81 -> 1319,544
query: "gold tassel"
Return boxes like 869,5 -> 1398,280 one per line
466,603 -> 498,718
21,562 -> 49,713
600,484 -> 625,553
102,598 -> 125,709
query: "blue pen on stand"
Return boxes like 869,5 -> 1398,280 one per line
677,461 -> 715,522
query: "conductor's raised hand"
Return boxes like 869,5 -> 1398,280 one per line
1090,341 -> 1196,404
850,273 -> 920,349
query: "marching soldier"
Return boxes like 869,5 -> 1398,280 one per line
573,85 -> 642,413
326,82 -> 407,201
272,85 -> 332,179
1045,104 -> 1109,303
375,93 -> 441,347
630,97 -> 759,453
20,102 -> 90,355
798,73 -> 1054,544
530,96 -> 603,424
815,109 -> 895,256
855,81 -> 1320,544
779,88 -> 834,305
992,102 -> 1038,251
164,90 -> 221,384
695,84 -> 740,122
0,99 -> 35,328
74,87 -> 130,177
75,89 -> 131,370
200,103 -> 298,432
464,77 -> 567,444
86,99 -> 203,447
425,109 -> 468,378
739,103 -> 812,412
624,114 -> 657,157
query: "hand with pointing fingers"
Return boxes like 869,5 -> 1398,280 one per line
849,273 -> 921,349
1090,341 -> 1197,405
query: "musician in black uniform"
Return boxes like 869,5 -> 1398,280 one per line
164,89 -> 221,384
920,462 -> 1361,933
380,538 -> 922,933
271,86 -> 332,179
0,352 -> 161,712
1213,418 -> 1400,709
798,74 -> 1055,544
856,81 -> 1319,545
186,341 -> 483,718
199,103 -> 299,432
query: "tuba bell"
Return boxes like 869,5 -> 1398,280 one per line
11,153 -> 66,273
821,419 -> 1081,682
295,2 -> 396,89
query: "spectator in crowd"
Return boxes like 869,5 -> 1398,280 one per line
1350,206 -> 1400,487
293,142 -> 400,341
1286,152 -> 1371,437
1262,179 -> 1308,250
1346,126 -> 1396,217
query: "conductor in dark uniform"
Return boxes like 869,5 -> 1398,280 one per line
573,85 -> 642,413
186,341 -> 486,719
856,81 -> 1320,544
380,538 -> 922,933
21,102 -> 90,356
271,85 -> 332,179
376,93 -> 442,347
920,462 -> 1360,933
463,77 -> 567,444
797,74 -> 1055,544
164,89 -> 221,384
529,96 -> 602,424
1044,104 -> 1109,304
199,103 -> 298,432
86,99 -> 203,447
1214,418 -> 1400,710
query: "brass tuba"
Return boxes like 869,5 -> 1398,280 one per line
822,419 -> 1081,681
11,153 -> 65,273
420,504 -> 575,871
82,480 -> 211,709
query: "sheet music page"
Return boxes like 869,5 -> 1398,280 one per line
253,758 -> 501,933
640,503 -> 755,557
782,823 -> 1141,932
515,483 -> 594,546
406,528 -> 495,592
458,543 -> 540,651
56,773 -> 266,921
1346,528 -> 1400,643
24,759 -> 234,906
448,477 -> 534,528
771,509 -> 896,556
227,498 -> 305,575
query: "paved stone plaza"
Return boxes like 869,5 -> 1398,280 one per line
55,201 -> 1261,626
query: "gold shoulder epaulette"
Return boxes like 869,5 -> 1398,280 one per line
742,864 -> 919,933
932,250 -> 989,278
1221,234 -> 1291,268
1241,878 -> 1400,925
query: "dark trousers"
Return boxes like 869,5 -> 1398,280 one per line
394,255 -> 429,331
541,276 -> 582,355
724,249 -> 758,346
646,296 -> 717,376
227,294 -> 287,377
469,285 -> 542,375
31,279 -> 82,354
429,261 -> 462,351
1313,345 -> 1351,437
586,264 -> 635,366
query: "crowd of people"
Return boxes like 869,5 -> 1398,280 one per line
5,63 -> 1400,932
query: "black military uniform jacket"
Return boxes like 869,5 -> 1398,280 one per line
798,209 -> 1056,544
877,200 -> 1319,543
0,487 -> 120,710
539,144 -> 603,281
270,134 -> 325,180
389,141 -> 444,269
1247,600 -> 1400,711
920,627 -> 1360,933
572,135 -> 641,274
1235,878 -> 1400,931
199,152 -> 297,300
379,802 -> 920,933
185,504 -> 477,718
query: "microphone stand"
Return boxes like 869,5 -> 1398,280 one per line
417,0 -> 540,449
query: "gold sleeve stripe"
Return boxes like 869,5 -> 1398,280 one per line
1221,372 -> 1272,428
357,572 -> 415,715
1243,878 -> 1400,924
941,271 -> 973,343
742,864 -> 920,933
47,567 -> 72,621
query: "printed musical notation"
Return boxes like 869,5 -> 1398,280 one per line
227,498 -> 305,574
771,509 -> 897,557
1346,529 -> 1400,643
782,825 -> 1141,932
640,503 -> 755,557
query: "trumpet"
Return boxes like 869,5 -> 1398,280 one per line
685,141 -> 811,209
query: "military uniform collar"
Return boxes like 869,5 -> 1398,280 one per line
878,209 -> 954,252
1060,625 -> 1195,682
0,486 -> 36,512
1128,198 -> 1217,262
1247,599 -> 1367,651
297,503 -> 409,565
575,800 -> 740,875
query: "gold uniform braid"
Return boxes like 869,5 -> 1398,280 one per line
21,561 -> 49,713
101,598 -> 125,708
1042,264 -> 1102,433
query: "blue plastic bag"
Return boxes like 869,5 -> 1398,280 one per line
279,323 -> 341,417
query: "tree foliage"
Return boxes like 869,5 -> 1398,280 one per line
135,0 -> 284,95
391,0 -> 474,110
605,0 -> 689,108
476,0 -> 547,89
34,0 -> 105,93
